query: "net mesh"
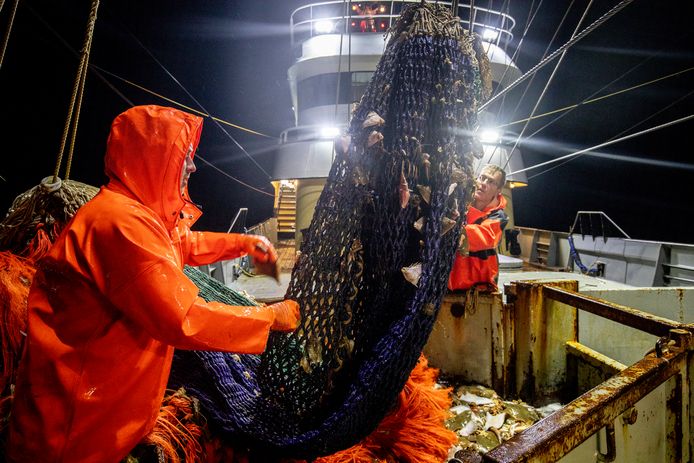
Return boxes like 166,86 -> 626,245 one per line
170,4 -> 490,459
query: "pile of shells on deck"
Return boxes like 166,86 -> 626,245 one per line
443,384 -> 561,461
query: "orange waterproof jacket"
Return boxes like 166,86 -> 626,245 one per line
448,194 -> 508,291
7,106 -> 283,462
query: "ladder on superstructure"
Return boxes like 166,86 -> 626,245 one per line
277,182 -> 296,237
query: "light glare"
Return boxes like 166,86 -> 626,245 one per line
314,20 -> 334,34
482,28 -> 499,41
479,128 -> 500,143
320,126 -> 340,138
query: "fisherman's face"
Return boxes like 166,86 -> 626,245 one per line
473,168 -> 502,209
180,147 -> 197,194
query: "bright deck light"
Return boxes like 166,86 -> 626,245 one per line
482,28 -> 499,41
320,126 -> 340,138
314,20 -> 334,34
479,128 -> 500,144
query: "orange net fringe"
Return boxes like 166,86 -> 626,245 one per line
0,252 -> 35,396
307,355 -> 456,463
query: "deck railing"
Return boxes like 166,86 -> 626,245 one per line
290,1 -> 515,49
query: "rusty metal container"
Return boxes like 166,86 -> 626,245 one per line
424,273 -> 693,462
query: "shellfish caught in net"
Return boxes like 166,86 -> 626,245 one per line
169,3 -> 491,459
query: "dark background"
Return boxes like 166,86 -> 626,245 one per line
1,0 -> 692,242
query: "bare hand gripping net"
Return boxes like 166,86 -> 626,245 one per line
170,4 -> 491,459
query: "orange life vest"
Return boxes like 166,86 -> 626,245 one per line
448,194 -> 508,291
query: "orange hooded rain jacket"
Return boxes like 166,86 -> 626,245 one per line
7,105 -> 291,462
448,193 -> 508,291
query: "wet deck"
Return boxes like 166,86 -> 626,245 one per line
227,241 -> 631,304
226,239 -> 295,303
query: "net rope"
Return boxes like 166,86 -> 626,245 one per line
0,0 -> 100,259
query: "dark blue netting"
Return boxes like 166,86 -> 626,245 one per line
169,4 -> 490,459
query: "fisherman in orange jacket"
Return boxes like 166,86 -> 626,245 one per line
7,105 -> 300,462
448,164 -> 509,291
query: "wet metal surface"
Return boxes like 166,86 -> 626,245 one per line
565,341 -> 627,376
483,341 -> 689,463
484,327 -> 692,463
424,292 -> 515,395
543,286 -> 684,337
565,341 -> 627,397
511,280 -> 578,404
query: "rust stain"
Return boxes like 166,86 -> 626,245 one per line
665,374 -> 683,462
484,308 -> 691,463
543,285 -> 683,338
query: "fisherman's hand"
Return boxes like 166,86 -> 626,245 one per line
457,227 -> 469,256
268,300 -> 301,332
234,234 -> 278,264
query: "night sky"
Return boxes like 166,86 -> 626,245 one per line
1,0 -> 692,243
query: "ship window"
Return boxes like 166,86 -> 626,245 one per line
297,71 -> 374,111
351,71 -> 373,102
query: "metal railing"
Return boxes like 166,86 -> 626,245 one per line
290,1 -> 515,49
569,211 -> 631,240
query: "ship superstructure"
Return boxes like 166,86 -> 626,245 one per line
271,1 -> 526,247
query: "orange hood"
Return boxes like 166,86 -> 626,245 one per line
104,105 -> 203,230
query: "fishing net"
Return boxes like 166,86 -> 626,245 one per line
0,177 -> 99,260
169,3 -> 491,459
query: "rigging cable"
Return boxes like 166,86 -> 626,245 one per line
479,0 -> 636,112
521,28 -> 692,139
487,0 -> 541,124
476,0 -> 514,173
503,0 -> 594,171
480,0 -> 511,57
502,0 -> 576,128
527,88 -> 694,181
476,0 -> 502,169
25,4 -> 275,197
24,3 -> 135,105
0,0 -> 19,181
196,156 -> 274,198
477,0 -> 544,176
509,113 -> 694,176
474,0 -> 533,173
498,66 -> 694,131
483,0 -> 571,171
502,0 -> 560,126
119,23 -> 273,181
90,64 -> 274,138
0,0 -> 19,69
479,0 -> 514,68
